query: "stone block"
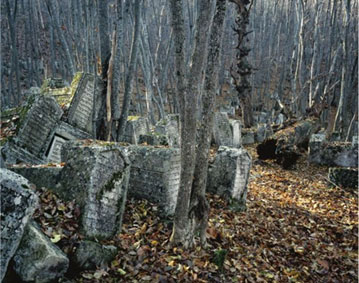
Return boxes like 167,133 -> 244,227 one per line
139,133 -> 169,146
155,114 -> 181,148
213,112 -> 233,147
121,116 -> 149,145
207,146 -> 252,210
352,136 -> 358,148
255,124 -> 273,143
124,145 -> 181,216
0,169 -> 38,282
329,167 -> 358,189
57,140 -> 131,239
308,134 -> 326,164
12,221 -> 69,282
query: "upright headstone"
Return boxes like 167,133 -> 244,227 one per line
230,119 -> 242,148
125,145 -> 181,216
213,112 -> 233,147
57,140 -> 130,239
155,114 -> 181,148
0,169 -> 38,281
67,73 -> 104,135
207,146 -> 252,210
121,116 -> 149,145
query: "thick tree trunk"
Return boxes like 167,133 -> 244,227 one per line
191,0 -> 227,246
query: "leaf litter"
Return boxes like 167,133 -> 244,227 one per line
31,144 -> 357,282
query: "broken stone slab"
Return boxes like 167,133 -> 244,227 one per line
57,140 -> 130,239
8,166 -> 63,190
212,112 -> 233,147
73,240 -> 117,271
1,142 -> 44,166
124,145 -> 181,216
12,221 -> 69,282
328,167 -> 358,190
121,116 -> 149,145
309,134 -> 358,168
67,73 -> 104,135
0,169 -> 38,282
207,146 -> 252,211
155,114 -> 181,148
241,129 -> 256,145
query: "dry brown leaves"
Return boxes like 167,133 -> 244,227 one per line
32,144 -> 357,282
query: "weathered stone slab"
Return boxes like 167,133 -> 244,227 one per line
8,166 -> 62,190
213,112 -> 233,147
256,124 -> 273,143
0,169 -> 38,282
121,116 -> 149,145
57,140 -> 130,239
309,134 -> 358,167
328,167 -> 358,190
12,221 -> 69,282
207,146 -> 252,210
67,73 -> 104,135
139,133 -> 169,146
124,145 -> 181,216
241,129 -> 256,145
155,114 -> 181,148
230,119 -> 241,148
1,143 -> 44,166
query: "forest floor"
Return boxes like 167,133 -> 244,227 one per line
31,145 -> 358,283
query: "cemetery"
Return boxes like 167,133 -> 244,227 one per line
0,0 -> 357,281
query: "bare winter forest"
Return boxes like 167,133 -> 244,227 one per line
0,0 -> 358,282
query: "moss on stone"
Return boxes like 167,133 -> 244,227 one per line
96,170 -> 123,201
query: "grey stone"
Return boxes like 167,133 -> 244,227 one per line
207,146 -> 252,210
121,116 -> 149,145
124,145 -> 181,216
67,73 -> 104,135
73,240 -> 117,271
0,169 -> 38,282
213,112 -> 233,147
16,95 -> 63,158
155,114 -> 181,148
13,221 -> 69,283
352,136 -> 358,148
229,119 -> 241,148
274,113 -> 285,125
309,135 -> 358,168
139,133 -> 169,146
8,166 -> 62,190
241,130 -> 255,145
1,143 -> 44,166
57,140 -> 130,239
328,167 -> 358,189
255,124 -> 273,143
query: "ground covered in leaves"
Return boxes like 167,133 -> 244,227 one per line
31,145 -> 357,282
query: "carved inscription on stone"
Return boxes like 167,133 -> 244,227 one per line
47,135 -> 68,163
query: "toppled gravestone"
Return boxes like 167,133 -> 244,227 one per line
124,145 -> 181,216
207,146 -> 252,211
121,116 -> 149,145
213,112 -> 233,147
1,95 -> 63,165
309,134 -> 358,168
73,240 -> 117,271
67,73 -> 104,136
328,167 -> 358,190
155,114 -> 181,148
0,169 -> 38,282
241,128 -> 256,145
12,221 -> 69,282
56,140 -> 130,239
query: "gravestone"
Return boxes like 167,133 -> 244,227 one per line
121,116 -> 149,145
124,145 -> 181,216
328,167 -> 358,190
241,129 -> 256,145
230,119 -> 242,148
16,95 -> 63,158
0,169 -> 38,282
67,73 -> 104,135
207,146 -> 252,211
56,140 -> 130,239
213,112 -> 233,147
155,114 -> 181,148
256,124 -> 273,143
12,221 -> 69,282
